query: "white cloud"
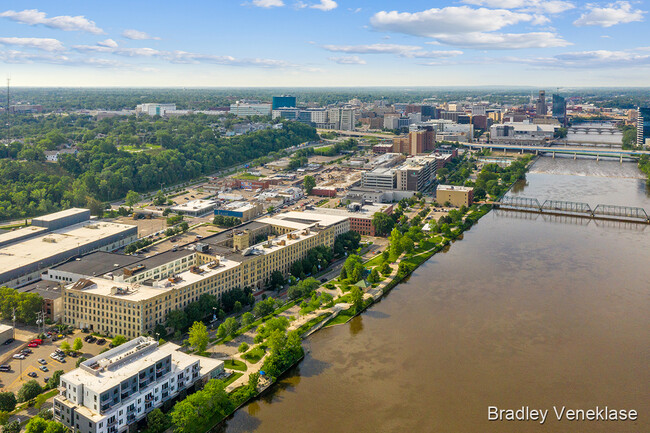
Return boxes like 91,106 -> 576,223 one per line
311,0 -> 337,11
433,32 -> 570,49
323,43 -> 463,58
504,50 -> 650,68
0,9 -> 103,34
0,37 -> 65,52
463,0 -> 575,14
121,29 -> 161,40
370,6 -> 534,36
251,0 -> 285,7
574,1 -> 644,27
97,39 -> 118,48
72,42 -> 292,68
329,56 -> 366,64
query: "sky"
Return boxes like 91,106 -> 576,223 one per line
0,0 -> 649,87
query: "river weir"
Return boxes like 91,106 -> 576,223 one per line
220,157 -> 650,433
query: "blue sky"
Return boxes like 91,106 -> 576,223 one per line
0,0 -> 648,87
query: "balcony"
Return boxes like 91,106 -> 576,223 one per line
107,418 -> 117,426
145,394 -> 154,402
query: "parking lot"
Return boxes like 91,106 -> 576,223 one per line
0,331 -> 109,393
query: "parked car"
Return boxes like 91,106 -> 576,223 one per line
0,365 -> 10,372
3,338 -> 14,345
43,377 -> 50,383
96,338 -> 106,345
21,349 -> 32,354
31,339 -> 43,344
13,354 -> 25,359
39,366 -> 48,372
38,358 -> 47,365
28,343 -> 39,348
27,372 -> 37,378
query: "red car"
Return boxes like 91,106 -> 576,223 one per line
27,343 -> 39,348
31,339 -> 43,344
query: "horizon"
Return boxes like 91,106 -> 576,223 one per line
1,1 -> 649,87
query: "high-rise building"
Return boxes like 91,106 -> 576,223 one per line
272,96 -> 297,110
552,94 -> 566,126
536,91 -> 547,115
638,107 -> 650,147
328,108 -> 356,130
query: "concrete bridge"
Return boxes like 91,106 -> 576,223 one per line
569,126 -> 621,134
464,142 -> 649,161
495,196 -> 649,223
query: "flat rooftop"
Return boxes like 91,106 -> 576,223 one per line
18,280 -> 64,299
257,211 -> 348,230
437,184 -> 474,192
50,252 -> 143,277
0,226 -> 48,245
110,249 -> 195,278
171,199 -> 217,212
0,221 -> 137,276
32,208 -> 89,223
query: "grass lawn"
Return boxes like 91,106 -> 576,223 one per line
295,312 -> 332,335
223,372 -> 244,387
224,359 -> 248,372
242,346 -> 265,364
364,254 -> 385,268
233,173 -> 263,180
324,308 -> 356,327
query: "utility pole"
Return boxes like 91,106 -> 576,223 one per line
12,307 -> 15,340
5,78 -> 9,142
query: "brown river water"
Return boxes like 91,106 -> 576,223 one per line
220,157 -> 650,433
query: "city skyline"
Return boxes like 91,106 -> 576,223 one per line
0,0 -> 649,87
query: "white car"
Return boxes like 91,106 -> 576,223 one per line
12,354 -> 25,359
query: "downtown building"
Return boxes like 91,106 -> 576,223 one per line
637,107 -> 650,147
54,337 -> 223,433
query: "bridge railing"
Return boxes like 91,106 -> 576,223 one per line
496,196 -> 542,210
592,204 -> 649,220
540,200 -> 592,214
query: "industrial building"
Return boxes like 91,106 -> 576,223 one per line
436,185 -> 474,208
62,212 -> 349,337
0,209 -> 137,288
54,337 -> 223,433
213,202 -> 263,222
171,199 -> 218,217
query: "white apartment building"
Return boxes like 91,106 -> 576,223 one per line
54,337 -> 224,433
328,108 -> 356,130
361,167 -> 397,190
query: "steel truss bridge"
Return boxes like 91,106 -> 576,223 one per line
569,126 -> 620,134
495,196 -> 650,223
464,143 -> 649,161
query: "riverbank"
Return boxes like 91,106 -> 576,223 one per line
160,153 -> 532,433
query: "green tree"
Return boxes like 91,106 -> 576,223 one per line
303,175 -> 316,194
47,370 -> 64,389
389,228 -> 403,261
400,235 -> 415,254
217,317 -> 240,339
72,337 -> 83,352
368,268 -> 380,284
17,380 -> 42,403
146,408 -> 169,433
43,422 -> 67,433
372,212 -> 395,236
0,393 -> 16,412
24,417 -> 48,433
188,321 -> 209,352
350,286 -> 364,314
269,270 -> 285,290
111,334 -> 128,347
59,341 -> 71,353
233,301 -> 242,313
380,261 -> 392,276
3,420 -> 20,433
238,342 -> 249,353
125,190 -> 140,208
241,312 -> 254,327
166,310 -> 188,333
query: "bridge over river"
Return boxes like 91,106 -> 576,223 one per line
464,142 -> 649,161
495,195 -> 650,223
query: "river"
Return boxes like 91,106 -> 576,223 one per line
220,157 -> 650,433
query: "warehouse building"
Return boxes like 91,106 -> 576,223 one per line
436,185 -> 474,207
0,215 -> 137,288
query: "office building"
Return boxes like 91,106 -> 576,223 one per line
637,107 -> 650,147
272,96 -> 297,110
361,167 -> 397,190
229,102 -> 272,117
0,210 -> 137,288
214,202 -> 263,222
306,203 -> 393,236
54,337 -> 224,433
395,156 -> 438,192
536,91 -> 547,116
437,185 -> 474,207
328,108 -> 356,130
552,94 -> 567,126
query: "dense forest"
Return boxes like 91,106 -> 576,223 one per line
0,114 -> 318,220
